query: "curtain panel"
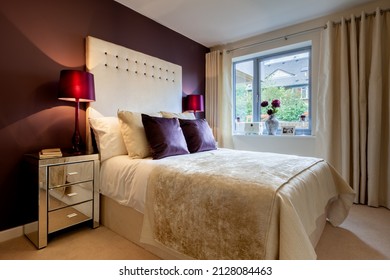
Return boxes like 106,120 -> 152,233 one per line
317,8 -> 390,208
205,50 -> 233,148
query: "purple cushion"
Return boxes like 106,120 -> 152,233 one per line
179,119 -> 217,153
141,114 -> 189,159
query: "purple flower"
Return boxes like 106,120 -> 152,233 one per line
271,99 -> 281,108
261,99 -> 281,115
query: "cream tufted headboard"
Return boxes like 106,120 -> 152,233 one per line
85,36 -> 183,151
86,36 -> 182,117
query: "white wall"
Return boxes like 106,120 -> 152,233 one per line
233,135 -> 317,157
214,0 -> 390,158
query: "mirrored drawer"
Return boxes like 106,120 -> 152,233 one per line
48,182 -> 93,211
48,201 -> 93,234
48,161 -> 93,187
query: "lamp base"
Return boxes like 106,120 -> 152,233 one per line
72,130 -> 83,155
71,99 -> 83,154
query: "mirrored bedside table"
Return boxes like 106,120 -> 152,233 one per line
23,151 -> 100,249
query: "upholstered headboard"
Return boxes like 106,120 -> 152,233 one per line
86,36 -> 182,117
85,36 -> 183,152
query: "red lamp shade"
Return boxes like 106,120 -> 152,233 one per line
187,94 -> 204,113
58,70 -> 95,102
58,70 -> 95,153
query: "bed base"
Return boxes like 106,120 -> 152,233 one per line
100,194 -> 191,260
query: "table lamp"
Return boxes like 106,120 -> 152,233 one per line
58,70 -> 95,153
186,94 -> 204,116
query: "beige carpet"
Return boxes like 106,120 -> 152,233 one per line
316,204 -> 390,259
0,226 -> 160,260
0,204 -> 389,260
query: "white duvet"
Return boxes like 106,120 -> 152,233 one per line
99,148 -> 355,259
100,155 -> 154,213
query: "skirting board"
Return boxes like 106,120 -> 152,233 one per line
0,226 -> 23,243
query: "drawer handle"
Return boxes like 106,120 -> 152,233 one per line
67,213 -> 78,218
67,172 -> 79,176
67,192 -> 78,197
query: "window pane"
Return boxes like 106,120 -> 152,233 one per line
234,60 -> 253,123
259,50 -> 310,132
233,46 -> 311,136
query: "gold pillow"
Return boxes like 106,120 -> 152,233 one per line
117,110 -> 161,158
160,111 -> 196,120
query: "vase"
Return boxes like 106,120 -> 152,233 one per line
265,114 -> 279,135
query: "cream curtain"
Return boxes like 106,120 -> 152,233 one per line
317,8 -> 390,208
205,50 -> 233,148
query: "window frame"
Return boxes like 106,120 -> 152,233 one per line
233,45 -> 312,135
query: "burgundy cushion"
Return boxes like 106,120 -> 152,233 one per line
179,119 -> 217,153
141,114 -> 189,159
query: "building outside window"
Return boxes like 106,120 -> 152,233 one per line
233,46 -> 311,135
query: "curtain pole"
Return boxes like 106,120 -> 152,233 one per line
332,8 -> 389,25
226,25 -> 326,53
227,8 -> 389,54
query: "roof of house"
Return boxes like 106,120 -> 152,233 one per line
262,56 -> 309,88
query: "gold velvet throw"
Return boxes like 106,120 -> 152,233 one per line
145,149 -> 325,259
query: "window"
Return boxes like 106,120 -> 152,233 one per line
233,46 -> 311,135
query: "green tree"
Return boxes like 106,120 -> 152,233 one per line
261,80 -> 307,121
235,83 -> 252,121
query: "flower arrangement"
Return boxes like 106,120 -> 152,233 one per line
261,99 -> 281,115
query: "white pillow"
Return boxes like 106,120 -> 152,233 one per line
89,117 -> 127,162
160,111 -> 196,120
117,110 -> 161,159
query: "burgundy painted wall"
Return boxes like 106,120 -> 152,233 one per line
0,0 -> 209,231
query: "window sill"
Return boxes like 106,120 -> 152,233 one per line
233,133 -> 315,139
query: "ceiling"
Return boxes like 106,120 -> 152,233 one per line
114,0 -> 378,47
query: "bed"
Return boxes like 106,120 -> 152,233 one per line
85,36 -> 355,260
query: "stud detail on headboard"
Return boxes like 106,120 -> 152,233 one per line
89,40 -> 180,85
